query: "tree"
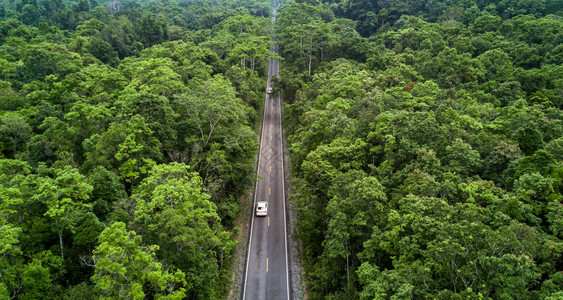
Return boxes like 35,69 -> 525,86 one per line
0,160 -> 29,287
229,35 -> 275,71
131,163 -> 236,297
0,224 -> 22,289
273,2 -> 563,299
176,75 -> 256,194
83,115 -> 162,189
22,45 -> 64,80
441,138 -> 483,177
33,166 -> 92,260
18,4 -> 40,26
76,0 -> 89,12
513,172 -> 555,216
137,15 -> 168,47
178,76 -> 243,146
115,90 -> 179,152
86,166 -> 126,221
321,170 -> 386,297
511,120 -> 545,156
119,57 -> 186,98
0,112 -> 32,158
86,36 -> 118,66
19,251 -> 63,299
92,222 -> 186,299
30,116 -> 75,166
276,2 -> 324,74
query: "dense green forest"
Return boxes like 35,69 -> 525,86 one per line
1,0 -> 563,298
0,0 -> 277,298
276,0 -> 563,299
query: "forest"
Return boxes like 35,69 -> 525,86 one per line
0,0 -> 276,298
0,0 -> 562,299
275,0 -> 563,299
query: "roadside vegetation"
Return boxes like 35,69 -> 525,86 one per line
276,0 -> 563,299
0,0 -> 277,298
1,0 -> 562,299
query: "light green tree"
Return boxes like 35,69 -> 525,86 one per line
33,166 -> 92,260
132,162 -> 236,298
92,222 -> 186,299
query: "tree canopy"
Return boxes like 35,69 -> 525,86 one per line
1,0 -> 562,298
0,0 -> 272,297
278,0 -> 563,299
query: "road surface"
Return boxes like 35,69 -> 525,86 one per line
241,9 -> 290,300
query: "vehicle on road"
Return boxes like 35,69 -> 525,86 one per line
267,87 -> 273,94
256,201 -> 268,216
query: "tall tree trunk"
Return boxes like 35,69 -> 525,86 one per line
308,49 -> 312,76
346,253 -> 350,300
59,231 -> 64,261
299,38 -> 303,56
308,36 -> 314,76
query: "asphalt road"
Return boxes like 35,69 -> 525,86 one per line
241,14 -> 290,300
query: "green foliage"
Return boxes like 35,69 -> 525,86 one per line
279,2 -> 563,298
33,165 -> 93,260
2,0 -> 562,298
92,222 -> 186,299
0,0 -> 266,297
74,212 -> 105,246
176,74 -> 258,201
85,36 -> 118,66
0,112 -> 32,158
131,163 -> 236,297
204,13 -> 275,72
86,166 -> 126,221
61,282 -> 101,300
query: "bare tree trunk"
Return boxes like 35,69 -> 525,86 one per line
59,231 -> 64,261
346,254 -> 350,300
308,50 -> 312,76
308,35 -> 314,76
220,251 -> 224,271
204,114 -> 221,148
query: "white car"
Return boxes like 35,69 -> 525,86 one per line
267,87 -> 273,94
256,201 -> 268,216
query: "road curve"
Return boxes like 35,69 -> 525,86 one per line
241,10 -> 290,300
